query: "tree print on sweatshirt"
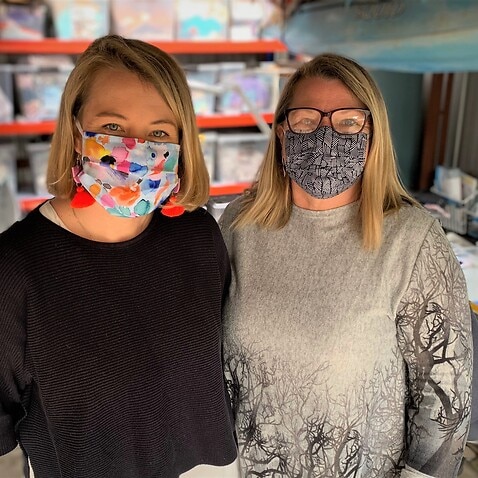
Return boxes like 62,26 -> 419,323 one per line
225,343 -> 407,477
224,225 -> 471,478
395,224 -> 471,476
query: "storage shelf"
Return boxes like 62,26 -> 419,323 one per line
18,183 -> 250,212
0,121 -> 57,136
5,38 -> 269,214
0,39 -> 287,55
197,113 -> 274,129
0,114 -> 274,136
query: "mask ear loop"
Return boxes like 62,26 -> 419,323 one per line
70,154 -> 95,208
70,119 -> 95,208
160,180 -> 185,218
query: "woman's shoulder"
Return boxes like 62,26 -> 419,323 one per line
0,208 -> 41,245
218,196 -> 245,230
384,202 -> 448,249
387,202 -> 436,231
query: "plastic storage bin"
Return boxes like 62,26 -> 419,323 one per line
430,186 -> 477,235
26,142 -> 51,196
49,0 -> 110,39
216,133 -> 268,183
199,131 -> 217,181
229,0 -> 264,40
14,65 -> 72,121
0,143 -> 18,198
217,67 -> 279,114
468,213 -> 478,240
186,64 -> 220,115
0,143 -> 19,232
0,3 -> 47,39
206,194 -> 238,221
111,0 -> 175,40
176,0 -> 229,40
0,65 -> 14,123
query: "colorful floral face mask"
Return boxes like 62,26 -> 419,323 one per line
73,124 -> 180,217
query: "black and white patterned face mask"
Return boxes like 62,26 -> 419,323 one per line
284,126 -> 368,199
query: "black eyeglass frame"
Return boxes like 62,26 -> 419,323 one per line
284,107 -> 372,135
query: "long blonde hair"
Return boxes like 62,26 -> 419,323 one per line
46,34 -> 209,210
234,53 -> 417,249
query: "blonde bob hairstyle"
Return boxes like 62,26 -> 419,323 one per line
46,34 -> 209,211
233,53 -> 418,250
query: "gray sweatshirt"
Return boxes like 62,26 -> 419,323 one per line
219,199 -> 472,478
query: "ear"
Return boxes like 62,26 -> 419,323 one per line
276,124 -> 287,165
276,123 -> 285,144
73,118 -> 82,155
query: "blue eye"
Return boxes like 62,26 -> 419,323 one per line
105,123 -> 120,132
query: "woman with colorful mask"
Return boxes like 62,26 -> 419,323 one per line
219,53 -> 472,477
0,35 -> 239,478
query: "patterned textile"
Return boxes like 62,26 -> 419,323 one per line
284,127 -> 367,198
219,200 -> 472,478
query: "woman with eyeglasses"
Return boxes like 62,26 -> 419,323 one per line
219,53 -> 472,477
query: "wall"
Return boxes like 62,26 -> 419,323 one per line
453,73 -> 478,178
371,70 -> 424,190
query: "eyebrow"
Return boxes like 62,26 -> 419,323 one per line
94,111 -> 177,126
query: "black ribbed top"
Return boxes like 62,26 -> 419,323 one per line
0,207 -> 236,478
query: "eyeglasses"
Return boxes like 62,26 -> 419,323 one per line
285,107 -> 372,135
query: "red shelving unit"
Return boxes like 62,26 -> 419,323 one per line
0,121 -> 57,136
0,39 -> 287,55
4,39 -> 280,210
0,114 -> 274,136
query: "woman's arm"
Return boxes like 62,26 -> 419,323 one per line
395,221 -> 472,478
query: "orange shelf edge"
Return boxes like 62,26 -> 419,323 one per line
196,113 -> 274,129
0,39 -> 287,55
0,121 -> 57,136
209,183 -> 250,196
1,114 -> 274,136
19,184 -> 249,212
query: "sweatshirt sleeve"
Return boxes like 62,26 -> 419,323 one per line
0,247 -> 28,456
395,220 -> 472,478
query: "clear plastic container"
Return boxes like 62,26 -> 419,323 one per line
49,0 -> 110,39
0,65 -> 14,123
111,0 -> 176,40
0,143 -> 19,232
14,65 -> 72,122
0,3 -> 47,40
216,132 -> 268,183
199,131 -> 217,181
26,142 -> 51,196
176,0 -> 229,40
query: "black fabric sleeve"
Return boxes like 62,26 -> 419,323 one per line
0,246 -> 29,456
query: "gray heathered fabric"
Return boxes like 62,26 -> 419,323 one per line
219,199 -> 472,478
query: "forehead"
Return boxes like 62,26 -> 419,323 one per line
289,76 -> 365,110
81,68 -> 174,118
